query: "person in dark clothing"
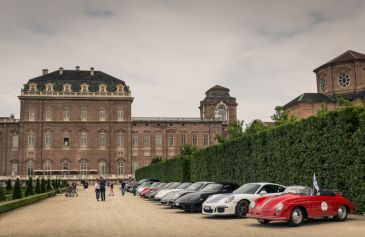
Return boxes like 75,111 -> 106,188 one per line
99,177 -> 106,201
121,181 -> 126,196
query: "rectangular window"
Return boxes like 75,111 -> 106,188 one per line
44,133 -> 52,148
63,108 -> 70,121
63,137 -> 70,147
155,150 -> 162,157
80,132 -> 87,148
99,110 -> 106,121
132,150 -> 138,157
204,134 -> 209,146
81,107 -> 87,121
117,161 -> 124,175
168,134 -> 174,147
28,133 -> 35,148
29,108 -> 35,121
144,149 -> 150,157
132,133 -> 138,147
99,132 -> 106,148
181,134 -> 186,145
144,133 -> 150,147
12,134 -> 19,148
45,109 -> 52,121
156,133 -> 162,147
117,133 -> 124,148
117,150 -> 124,157
117,109 -> 124,121
192,134 -> 198,146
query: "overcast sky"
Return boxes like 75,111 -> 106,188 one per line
1,0 -> 365,123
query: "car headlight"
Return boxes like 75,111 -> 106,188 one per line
224,196 -> 235,203
275,202 -> 284,211
249,201 -> 256,209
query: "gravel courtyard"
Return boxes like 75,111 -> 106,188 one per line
0,188 -> 365,237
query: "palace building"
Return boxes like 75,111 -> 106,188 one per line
0,67 -> 237,177
284,50 -> 365,119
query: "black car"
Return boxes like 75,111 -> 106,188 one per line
174,182 -> 240,212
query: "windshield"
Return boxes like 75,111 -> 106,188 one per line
284,186 -> 312,195
138,179 -> 147,185
158,183 -> 166,187
169,182 -> 182,189
151,182 -> 161,187
140,182 -> 151,188
176,183 -> 192,189
233,183 -> 261,194
186,183 -> 205,191
201,183 -> 223,192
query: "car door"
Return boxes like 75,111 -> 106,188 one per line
311,195 -> 335,217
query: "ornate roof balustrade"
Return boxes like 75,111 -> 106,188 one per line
20,90 -> 131,97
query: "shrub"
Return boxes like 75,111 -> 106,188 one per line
24,177 -> 34,197
12,178 -> 22,200
46,179 -> 51,190
0,186 -> 5,201
35,178 -> 41,194
0,192 -> 53,214
6,179 -> 12,191
41,179 -> 46,193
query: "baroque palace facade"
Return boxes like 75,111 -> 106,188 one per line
0,67 -> 237,177
284,50 -> 365,118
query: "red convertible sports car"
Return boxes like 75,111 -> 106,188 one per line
247,186 -> 355,227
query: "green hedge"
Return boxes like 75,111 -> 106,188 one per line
0,192 -> 53,214
135,155 -> 191,182
135,106 -> 365,213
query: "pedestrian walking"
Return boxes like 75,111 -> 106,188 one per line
99,177 -> 106,201
109,182 -> 114,196
72,182 -> 79,197
95,179 -> 100,201
132,179 -> 138,196
121,180 -> 126,196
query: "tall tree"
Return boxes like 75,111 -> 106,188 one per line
35,178 -> 41,194
180,144 -> 198,155
25,177 -> 34,196
6,178 -> 12,191
216,120 -> 244,143
12,178 -> 22,200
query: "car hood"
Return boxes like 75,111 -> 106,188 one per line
204,193 -> 257,204
257,194 -> 306,209
162,190 -> 195,200
176,191 -> 221,203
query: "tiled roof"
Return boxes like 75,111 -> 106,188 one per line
314,50 -> 365,72
284,93 -> 331,108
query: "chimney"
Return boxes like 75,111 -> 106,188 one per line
59,67 -> 64,75
90,67 -> 94,76
42,69 -> 48,75
75,66 -> 80,71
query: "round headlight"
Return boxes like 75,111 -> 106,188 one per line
249,201 -> 256,209
224,196 -> 235,203
275,202 -> 284,211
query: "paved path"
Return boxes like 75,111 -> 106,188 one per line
1,188 -> 365,237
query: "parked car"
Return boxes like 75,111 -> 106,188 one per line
202,183 -> 286,218
140,183 -> 166,197
174,182 -> 240,212
146,183 -> 175,200
155,182 -> 192,201
138,182 -> 161,197
247,186 -> 355,227
154,182 -> 182,201
127,179 -> 159,192
161,182 -> 213,206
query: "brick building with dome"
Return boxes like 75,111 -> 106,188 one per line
0,67 -> 237,177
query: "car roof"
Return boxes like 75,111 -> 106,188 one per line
244,182 -> 286,187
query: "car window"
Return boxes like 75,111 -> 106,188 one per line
233,183 -> 261,194
201,183 -> 223,192
186,183 -> 204,191
261,185 -> 285,193
222,184 -> 233,192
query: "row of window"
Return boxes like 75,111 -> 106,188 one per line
10,160 -> 125,176
14,132 -> 210,149
28,108 -> 124,121
28,83 -> 125,93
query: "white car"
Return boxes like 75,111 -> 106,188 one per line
154,182 -> 192,200
202,183 -> 286,218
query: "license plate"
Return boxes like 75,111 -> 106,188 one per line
204,206 -> 211,211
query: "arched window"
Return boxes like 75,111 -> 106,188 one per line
116,132 -> 125,148
80,131 -> 88,148
11,161 -> 18,176
99,84 -> 107,92
45,83 -> 54,92
116,84 -> 124,92
44,160 -> 52,175
26,160 -> 34,176
181,134 -> 186,145
215,104 -> 228,122
80,83 -> 89,92
80,160 -> 88,175
11,132 -> 19,148
117,160 -> 124,175
62,160 -> 70,175
63,84 -> 72,92
29,83 -> 38,91
99,161 -> 106,175
98,131 -> 106,148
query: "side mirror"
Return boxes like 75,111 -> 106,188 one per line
259,190 -> 267,195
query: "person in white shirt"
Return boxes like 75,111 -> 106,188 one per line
95,180 -> 100,201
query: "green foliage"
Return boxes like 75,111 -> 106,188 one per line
271,106 -> 296,125
180,144 -> 198,155
24,177 -> 34,197
54,179 -> 59,190
46,179 -> 51,190
41,179 -> 46,193
244,120 -> 269,135
12,179 -> 22,200
6,179 -> 12,191
35,178 -> 41,194
151,157 -> 163,164
135,155 -> 192,182
0,192 -> 53,214
216,120 -> 244,143
335,95 -> 352,107
0,186 -> 5,201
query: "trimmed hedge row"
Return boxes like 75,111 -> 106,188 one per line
135,155 -> 191,182
135,107 -> 365,213
0,192 -> 53,214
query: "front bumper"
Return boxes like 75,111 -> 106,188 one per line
247,210 -> 287,221
179,202 -> 202,212
202,203 -> 235,216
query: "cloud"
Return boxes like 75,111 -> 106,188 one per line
0,0 -> 365,123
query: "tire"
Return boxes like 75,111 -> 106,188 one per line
334,205 -> 348,222
257,219 -> 270,224
235,200 -> 249,218
287,207 -> 304,227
